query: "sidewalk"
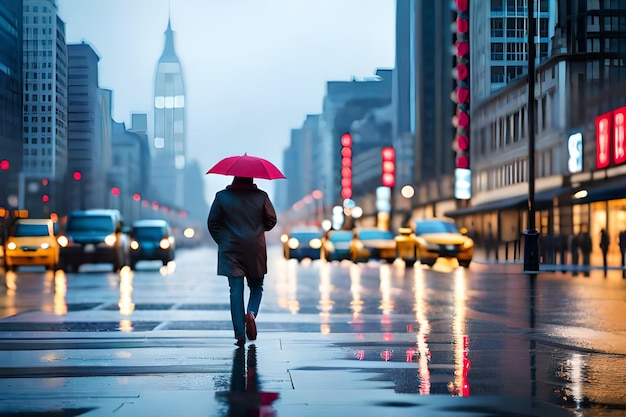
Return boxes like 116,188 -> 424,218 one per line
0,330 -> 574,417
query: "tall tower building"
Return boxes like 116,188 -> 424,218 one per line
0,0 -> 23,209
152,18 -> 185,209
22,0 -> 68,216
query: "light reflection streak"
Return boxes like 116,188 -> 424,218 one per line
413,265 -> 431,394
449,267 -> 470,396
53,270 -> 67,315
3,270 -> 17,317
349,263 -> 363,334
567,353 -> 586,415
118,266 -> 135,319
286,259 -> 300,314
379,264 -> 394,341
318,261 -> 333,334
159,260 -> 176,276
43,270 -> 54,294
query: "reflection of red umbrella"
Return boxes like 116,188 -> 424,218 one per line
206,153 -> 286,180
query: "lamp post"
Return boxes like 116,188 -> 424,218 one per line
523,0 -> 540,273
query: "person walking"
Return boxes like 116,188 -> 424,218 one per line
600,228 -> 610,276
570,232 -> 580,276
619,230 -> 626,278
580,231 -> 592,277
208,176 -> 278,346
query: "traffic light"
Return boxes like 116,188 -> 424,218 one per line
0,160 -> 9,170
72,171 -> 82,181
111,187 -> 121,196
340,133 -> 352,200
41,178 -> 49,203
381,146 -> 395,188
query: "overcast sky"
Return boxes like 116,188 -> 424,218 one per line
56,0 -> 396,202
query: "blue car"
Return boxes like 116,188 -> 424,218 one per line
281,227 -> 323,262
129,219 -> 175,269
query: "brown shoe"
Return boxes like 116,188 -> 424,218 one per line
235,335 -> 246,347
245,313 -> 257,340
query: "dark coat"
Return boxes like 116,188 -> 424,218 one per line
207,179 -> 277,278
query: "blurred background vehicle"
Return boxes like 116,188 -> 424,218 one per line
320,229 -> 353,262
129,219 -> 175,269
57,209 -> 129,272
281,226 -> 323,262
3,218 -> 59,271
396,218 -> 473,268
350,228 -> 397,263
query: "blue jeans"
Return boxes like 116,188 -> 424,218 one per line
228,276 -> 264,337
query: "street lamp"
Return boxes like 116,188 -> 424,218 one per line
523,0 -> 539,274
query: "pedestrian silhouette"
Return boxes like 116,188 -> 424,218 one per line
580,231 -> 592,277
570,233 -> 580,276
619,230 -> 626,278
600,228 -> 610,277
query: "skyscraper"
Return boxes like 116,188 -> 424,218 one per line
152,18 -> 185,209
22,0 -> 68,216
0,0 -> 22,208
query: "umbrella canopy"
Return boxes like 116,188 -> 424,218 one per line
206,153 -> 286,180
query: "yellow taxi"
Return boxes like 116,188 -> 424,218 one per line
350,228 -> 397,263
4,218 -> 59,271
395,218 -> 473,267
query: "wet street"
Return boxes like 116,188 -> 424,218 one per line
0,244 -> 625,416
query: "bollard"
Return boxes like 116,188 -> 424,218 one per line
523,229 -> 540,274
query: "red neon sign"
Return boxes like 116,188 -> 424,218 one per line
596,111 -> 612,169
614,107 -> 626,165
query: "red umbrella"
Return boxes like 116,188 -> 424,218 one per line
206,153 -> 286,180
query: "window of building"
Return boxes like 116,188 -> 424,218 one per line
491,18 -> 504,37
491,43 -> 504,60
491,66 -> 505,83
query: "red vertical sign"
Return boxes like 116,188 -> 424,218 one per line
614,107 -> 626,165
596,111 -> 612,169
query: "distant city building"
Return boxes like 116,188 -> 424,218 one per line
0,0 -> 23,208
152,18 -> 186,210
110,120 -> 143,222
321,69 -> 392,210
67,42 -> 106,211
128,113 -> 151,199
22,0 -> 68,216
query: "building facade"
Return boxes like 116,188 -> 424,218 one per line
22,0 -> 68,217
0,0 -> 23,211
66,42 -> 106,211
446,0 -> 626,266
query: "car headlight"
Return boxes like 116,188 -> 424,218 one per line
309,238 -> 322,249
40,243 -> 50,250
463,239 -> 474,249
57,235 -> 69,247
288,237 -> 300,249
104,234 -> 117,246
355,241 -> 364,250
6,242 -> 17,251
130,240 -> 140,250
159,238 -> 171,250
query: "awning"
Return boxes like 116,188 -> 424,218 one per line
444,186 -> 572,217
570,179 -> 626,204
